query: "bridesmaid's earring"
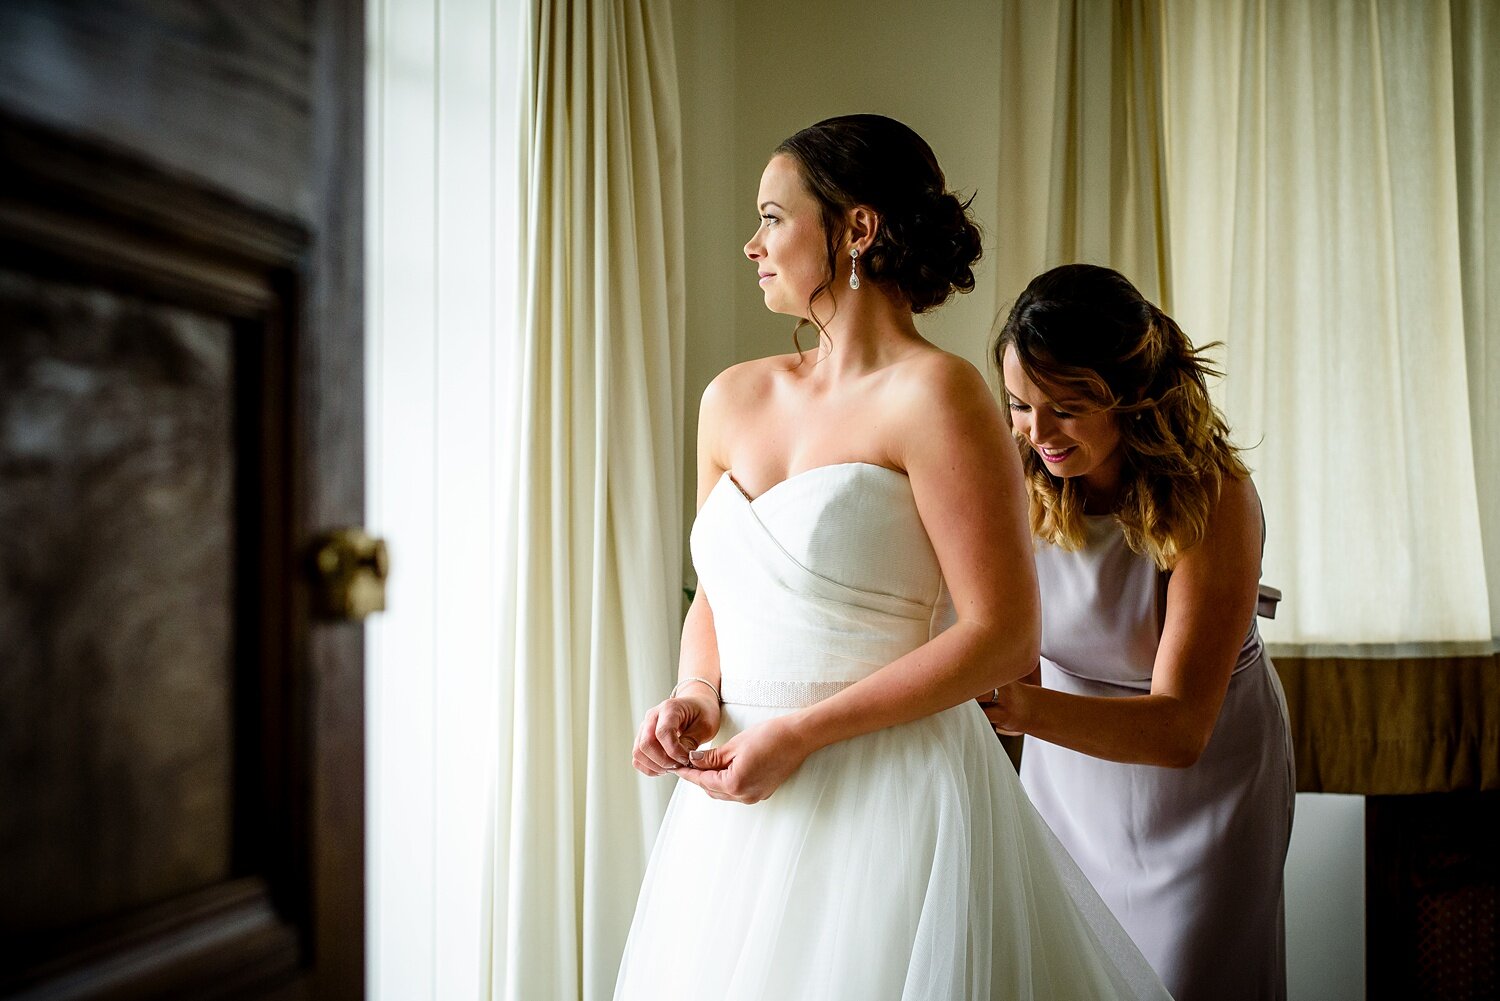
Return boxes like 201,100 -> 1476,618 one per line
849,247 -> 860,290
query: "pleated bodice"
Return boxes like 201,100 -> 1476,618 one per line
690,463 -> 954,705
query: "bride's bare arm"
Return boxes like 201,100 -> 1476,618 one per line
631,379 -> 730,775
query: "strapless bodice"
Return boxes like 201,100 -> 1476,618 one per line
689,463 -> 954,706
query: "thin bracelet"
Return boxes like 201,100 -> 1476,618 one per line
671,676 -> 722,704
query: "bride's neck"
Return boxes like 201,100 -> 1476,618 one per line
806,290 -> 923,379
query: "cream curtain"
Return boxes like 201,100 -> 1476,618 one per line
999,0 -> 1500,655
996,0 -> 1172,307
485,2 -> 684,999
1453,0 -> 1500,642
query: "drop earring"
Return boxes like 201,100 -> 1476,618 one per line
849,247 -> 860,291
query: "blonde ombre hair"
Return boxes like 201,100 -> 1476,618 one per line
993,265 -> 1249,570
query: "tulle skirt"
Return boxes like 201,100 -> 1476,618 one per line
614,700 -> 1170,1000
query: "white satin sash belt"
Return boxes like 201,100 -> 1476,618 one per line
720,677 -> 856,709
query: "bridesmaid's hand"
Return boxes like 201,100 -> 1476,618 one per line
980,682 -> 1030,737
632,691 -> 722,776
675,717 -> 811,804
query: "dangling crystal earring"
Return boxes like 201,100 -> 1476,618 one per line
849,247 -> 860,290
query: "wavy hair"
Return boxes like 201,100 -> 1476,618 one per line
993,264 -> 1248,569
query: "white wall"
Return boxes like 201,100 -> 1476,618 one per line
672,0 -> 739,591
365,1 -> 520,997
726,0 -> 1005,373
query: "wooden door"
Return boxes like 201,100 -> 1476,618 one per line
0,2 -> 365,998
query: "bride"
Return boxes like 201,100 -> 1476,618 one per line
614,115 -> 1170,1000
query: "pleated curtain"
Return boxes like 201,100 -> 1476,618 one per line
1166,0 -> 1490,654
484,1 -> 684,997
995,0 -> 1172,310
1453,0 -> 1500,644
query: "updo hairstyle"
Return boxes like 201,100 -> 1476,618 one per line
774,114 -> 983,332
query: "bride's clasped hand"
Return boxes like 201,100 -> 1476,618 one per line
677,716 -> 814,804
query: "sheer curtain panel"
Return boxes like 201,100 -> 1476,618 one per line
1162,0 -> 1491,655
1452,0 -> 1500,642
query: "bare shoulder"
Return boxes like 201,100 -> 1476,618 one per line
885,347 -> 1000,426
875,346 -> 1014,485
697,352 -> 804,481
701,352 -> 802,411
1180,472 -> 1262,573
877,345 -> 1036,632
896,345 -> 988,386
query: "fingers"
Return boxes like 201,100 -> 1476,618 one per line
981,704 -> 1023,738
676,742 -> 771,804
632,699 -> 716,776
654,703 -> 696,767
676,762 -> 759,804
632,710 -> 681,776
675,743 -> 732,798
687,744 -> 727,770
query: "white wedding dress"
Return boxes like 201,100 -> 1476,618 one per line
614,463 -> 1171,1000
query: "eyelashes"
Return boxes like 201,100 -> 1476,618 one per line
1008,402 -> 1074,418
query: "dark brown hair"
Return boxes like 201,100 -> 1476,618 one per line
773,115 -> 982,346
994,264 -> 1248,568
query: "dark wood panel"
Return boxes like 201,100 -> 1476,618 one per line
299,0 -> 366,993
1367,792 -> 1500,1000
0,269 -> 236,936
4,881 -> 300,1001
0,0 -> 365,990
1274,654 -> 1499,794
0,0 -> 312,219
0,107 -> 328,1000
0,117 -> 305,314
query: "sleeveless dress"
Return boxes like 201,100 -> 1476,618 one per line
614,463 -> 1171,1000
1021,513 -> 1295,1001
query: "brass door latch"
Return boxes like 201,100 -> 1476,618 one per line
312,527 -> 390,620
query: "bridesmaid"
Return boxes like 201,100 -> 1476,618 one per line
985,264 -> 1295,1001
